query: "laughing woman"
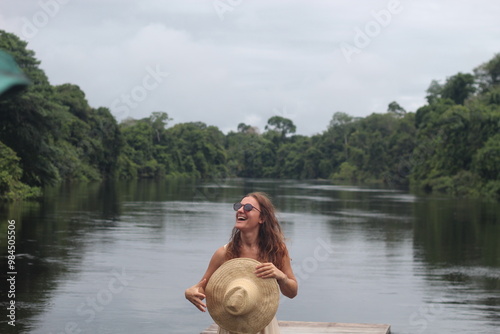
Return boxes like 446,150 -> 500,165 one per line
185,192 -> 298,333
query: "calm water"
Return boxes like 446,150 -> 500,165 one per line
0,179 -> 499,334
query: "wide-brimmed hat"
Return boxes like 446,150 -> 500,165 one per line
206,258 -> 280,334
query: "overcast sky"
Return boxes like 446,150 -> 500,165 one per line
1,0 -> 498,135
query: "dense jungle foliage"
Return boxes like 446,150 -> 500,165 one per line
1,30 -> 499,200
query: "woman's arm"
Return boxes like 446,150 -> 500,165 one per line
276,254 -> 298,299
185,246 -> 226,312
255,253 -> 298,299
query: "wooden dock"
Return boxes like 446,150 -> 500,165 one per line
201,321 -> 391,333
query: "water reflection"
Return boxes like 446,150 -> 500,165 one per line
413,197 -> 500,267
410,196 -> 500,332
0,179 -> 498,333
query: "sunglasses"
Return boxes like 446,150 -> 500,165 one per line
233,202 -> 261,213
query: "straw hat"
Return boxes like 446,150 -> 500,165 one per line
206,258 -> 280,334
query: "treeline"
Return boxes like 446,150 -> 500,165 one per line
1,31 -> 122,200
1,30 -> 499,200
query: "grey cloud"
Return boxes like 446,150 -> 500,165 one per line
0,0 -> 498,135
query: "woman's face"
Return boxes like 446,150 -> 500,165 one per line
234,196 -> 263,231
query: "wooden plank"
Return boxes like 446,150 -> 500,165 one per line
201,321 -> 391,334
279,321 -> 390,333
201,323 -> 218,334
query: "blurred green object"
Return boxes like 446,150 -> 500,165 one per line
0,50 -> 30,96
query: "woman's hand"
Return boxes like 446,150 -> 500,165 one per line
255,261 -> 298,299
255,262 -> 287,281
185,278 -> 207,312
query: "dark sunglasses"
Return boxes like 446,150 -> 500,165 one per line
233,202 -> 261,212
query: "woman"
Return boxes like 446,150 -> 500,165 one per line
185,192 -> 298,333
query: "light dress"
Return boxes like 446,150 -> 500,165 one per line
216,316 -> 280,334
216,244 -> 281,334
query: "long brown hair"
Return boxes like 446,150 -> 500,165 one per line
225,192 -> 288,270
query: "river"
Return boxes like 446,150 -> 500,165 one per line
0,179 -> 499,333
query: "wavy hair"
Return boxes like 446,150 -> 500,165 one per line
225,192 -> 288,270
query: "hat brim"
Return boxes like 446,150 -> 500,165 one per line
206,258 -> 280,334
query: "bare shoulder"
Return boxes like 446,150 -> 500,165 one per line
213,245 -> 226,260
201,245 -> 227,283
209,245 -> 226,267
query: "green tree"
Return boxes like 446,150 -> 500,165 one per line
237,123 -> 259,134
162,122 -> 227,178
277,136 -> 311,178
474,53 -> 500,93
89,107 -> 122,177
120,121 -> 155,170
327,111 -> 357,161
473,133 -> 500,180
226,131 -> 268,177
265,116 -> 296,138
331,162 -> 359,182
54,83 -> 91,120
1,30 -> 124,189
149,111 -> 171,144
425,80 -> 443,104
411,56 -> 500,198
441,72 -> 476,105
387,101 -> 406,117
0,30 -> 64,185
0,141 -> 40,200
